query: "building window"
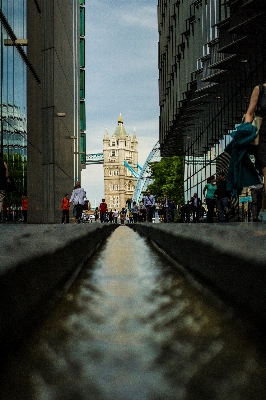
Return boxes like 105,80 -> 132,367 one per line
80,69 -> 85,99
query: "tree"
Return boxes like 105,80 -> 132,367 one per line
146,156 -> 184,205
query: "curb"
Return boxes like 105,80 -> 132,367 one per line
0,224 -> 118,359
128,223 -> 266,331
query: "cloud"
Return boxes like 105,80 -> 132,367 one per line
83,0 -> 159,205
121,6 -> 157,30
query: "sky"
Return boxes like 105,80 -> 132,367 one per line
81,0 -> 159,208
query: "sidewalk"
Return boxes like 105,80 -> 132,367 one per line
1,222 -> 266,360
128,222 -> 266,334
0,223 -> 117,359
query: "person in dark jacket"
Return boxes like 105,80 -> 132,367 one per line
215,171 -> 231,222
190,193 -> 202,222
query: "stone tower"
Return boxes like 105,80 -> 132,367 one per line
103,114 -> 138,210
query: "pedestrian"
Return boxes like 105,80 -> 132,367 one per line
113,209 -> 118,223
138,202 -> 146,222
179,204 -> 185,223
109,209 -> 114,223
157,199 -> 164,222
215,172 -> 231,222
184,201 -> 191,222
250,183 -> 263,221
190,193 -> 202,222
94,207 -> 99,222
244,81 -> 266,211
162,194 -> 170,222
119,207 -> 126,225
61,193 -> 70,223
169,199 -> 175,222
203,176 -> 217,223
70,181 -> 86,224
144,190 -> 155,222
0,155 -> 9,220
132,201 -> 138,223
128,208 -> 133,223
99,198 -> 108,223
21,195 -> 28,223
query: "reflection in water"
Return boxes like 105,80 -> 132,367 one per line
1,226 -> 266,400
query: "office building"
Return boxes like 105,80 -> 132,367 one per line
0,0 -> 86,223
158,0 -> 266,200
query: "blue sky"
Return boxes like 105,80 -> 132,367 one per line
81,0 -> 159,207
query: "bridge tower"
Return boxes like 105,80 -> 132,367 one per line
103,114 -> 138,210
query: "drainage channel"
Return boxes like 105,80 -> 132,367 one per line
1,226 -> 266,400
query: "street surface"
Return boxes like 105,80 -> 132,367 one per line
1,227 -> 266,399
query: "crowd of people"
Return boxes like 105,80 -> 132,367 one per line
87,192 -> 176,225
179,171 -> 235,223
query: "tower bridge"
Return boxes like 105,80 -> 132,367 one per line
85,153 -> 104,165
86,141 -> 160,204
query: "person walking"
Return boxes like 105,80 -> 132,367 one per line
184,201 -> 191,223
132,201 -> 138,223
138,202 -> 146,222
113,209 -> 118,223
190,193 -> 202,222
244,81 -> 266,213
203,176 -> 217,223
108,209 -> 114,223
215,172 -> 231,222
94,207 -> 99,222
70,181 -> 86,224
162,194 -> 170,222
128,208 -> 133,223
0,156 -> 9,220
61,194 -> 70,224
21,195 -> 28,223
99,199 -> 107,223
144,190 -> 155,222
119,208 -> 126,225
169,199 -> 175,222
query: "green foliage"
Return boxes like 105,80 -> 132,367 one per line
146,156 -> 184,205
3,153 -> 27,209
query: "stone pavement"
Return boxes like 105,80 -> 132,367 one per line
0,223 -> 117,360
128,222 -> 266,335
0,222 -> 266,361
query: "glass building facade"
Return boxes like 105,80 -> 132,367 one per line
158,0 -> 266,204
0,0 -> 27,211
1,1 -> 85,222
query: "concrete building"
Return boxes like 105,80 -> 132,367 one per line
27,0 -> 86,223
158,0 -> 266,201
103,114 -> 138,210
1,0 -> 86,223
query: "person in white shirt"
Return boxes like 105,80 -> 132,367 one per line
144,190 -> 155,222
113,209 -> 118,223
70,181 -> 86,223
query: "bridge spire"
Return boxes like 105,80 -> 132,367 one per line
104,126 -> 109,140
